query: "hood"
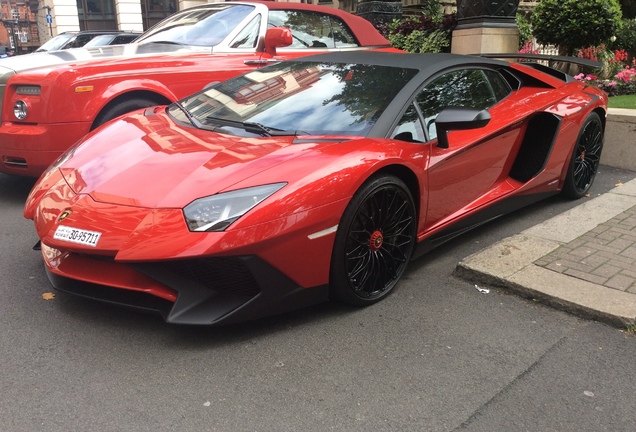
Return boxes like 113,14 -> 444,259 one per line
0,43 -> 213,74
60,108 -> 308,209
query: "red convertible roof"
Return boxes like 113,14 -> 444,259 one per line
238,0 -> 391,46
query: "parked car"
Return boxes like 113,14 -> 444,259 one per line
24,51 -> 607,325
0,1 -> 394,177
81,32 -> 141,48
34,30 -> 128,52
0,46 -> 15,58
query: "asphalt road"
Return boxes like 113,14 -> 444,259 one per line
2,167 -> 636,432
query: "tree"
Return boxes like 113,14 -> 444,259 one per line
532,0 -> 623,55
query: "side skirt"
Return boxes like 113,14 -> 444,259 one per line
413,191 -> 557,259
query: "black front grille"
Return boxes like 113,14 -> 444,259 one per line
159,257 -> 261,297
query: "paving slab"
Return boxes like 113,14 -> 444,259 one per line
456,178 -> 636,328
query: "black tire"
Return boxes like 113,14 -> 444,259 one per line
561,112 -> 604,199
92,97 -> 163,130
330,175 -> 416,306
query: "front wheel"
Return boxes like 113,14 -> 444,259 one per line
561,112 -> 604,199
330,175 -> 416,306
92,97 -> 165,130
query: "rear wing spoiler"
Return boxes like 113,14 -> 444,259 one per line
478,53 -> 602,69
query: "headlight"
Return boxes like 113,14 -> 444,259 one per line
14,100 -> 27,120
38,142 -> 80,180
184,183 -> 286,232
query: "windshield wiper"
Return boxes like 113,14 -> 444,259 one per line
143,40 -> 185,45
204,116 -> 306,137
174,102 -> 204,129
242,122 -> 307,137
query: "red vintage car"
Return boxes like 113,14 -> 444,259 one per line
0,1 -> 393,177
24,52 -> 607,325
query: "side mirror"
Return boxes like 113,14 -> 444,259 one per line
435,107 -> 491,149
264,27 -> 292,56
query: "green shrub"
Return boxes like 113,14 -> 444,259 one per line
532,0 -> 623,55
516,13 -> 533,50
383,13 -> 456,53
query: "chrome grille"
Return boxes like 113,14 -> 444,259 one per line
0,66 -> 16,124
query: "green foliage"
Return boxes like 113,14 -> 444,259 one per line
532,0 -> 623,55
389,29 -> 450,53
515,13 -> 533,50
384,13 -> 457,53
417,0 -> 443,22
611,19 -> 636,61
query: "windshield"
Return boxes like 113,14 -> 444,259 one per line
36,33 -> 75,52
136,4 -> 255,47
169,61 -> 418,137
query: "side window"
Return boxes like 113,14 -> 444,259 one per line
484,70 -> 512,102
70,35 -> 94,48
330,18 -> 359,48
391,104 -> 425,143
112,35 -> 134,45
268,11 -> 336,48
230,15 -> 261,49
416,69 -> 499,141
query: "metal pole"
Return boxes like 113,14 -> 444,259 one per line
45,6 -> 52,37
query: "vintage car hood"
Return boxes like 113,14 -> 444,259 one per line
60,108 -> 308,209
0,43 -> 214,74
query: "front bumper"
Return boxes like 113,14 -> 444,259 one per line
0,121 -> 90,177
43,246 -> 329,325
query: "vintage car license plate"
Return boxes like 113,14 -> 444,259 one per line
53,225 -> 102,247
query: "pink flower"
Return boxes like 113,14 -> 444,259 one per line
615,67 -> 636,83
518,42 -> 538,55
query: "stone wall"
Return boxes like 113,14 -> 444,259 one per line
603,109 -> 636,172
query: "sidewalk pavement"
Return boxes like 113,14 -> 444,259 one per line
455,178 -> 636,329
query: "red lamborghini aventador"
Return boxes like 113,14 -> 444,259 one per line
24,52 -> 607,324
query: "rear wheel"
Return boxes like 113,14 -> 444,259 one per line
561,112 -> 604,199
330,175 -> 416,306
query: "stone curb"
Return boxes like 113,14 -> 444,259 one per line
455,178 -> 636,328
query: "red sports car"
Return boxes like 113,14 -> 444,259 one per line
24,52 -> 607,325
0,1 -> 393,177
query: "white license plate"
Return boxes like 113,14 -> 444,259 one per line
53,225 -> 102,247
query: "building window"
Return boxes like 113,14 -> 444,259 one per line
141,0 -> 176,31
76,0 -> 117,30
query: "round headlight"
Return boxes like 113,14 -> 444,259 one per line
14,100 -> 28,120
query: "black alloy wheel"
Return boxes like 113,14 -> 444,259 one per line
561,112 -> 604,199
331,175 -> 416,306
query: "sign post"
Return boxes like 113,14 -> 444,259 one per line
44,7 -> 53,37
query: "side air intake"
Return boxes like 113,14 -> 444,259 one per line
509,113 -> 561,183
